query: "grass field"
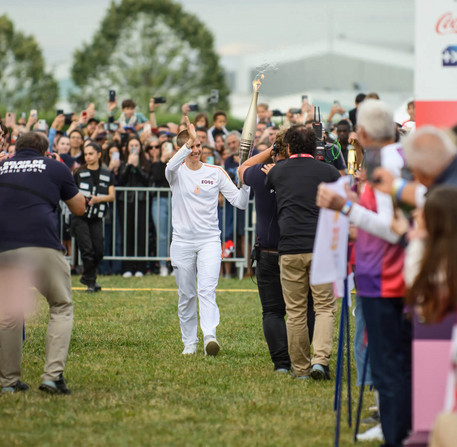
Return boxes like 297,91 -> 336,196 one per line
0,275 -> 378,446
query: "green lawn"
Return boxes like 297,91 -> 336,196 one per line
0,276 -> 378,446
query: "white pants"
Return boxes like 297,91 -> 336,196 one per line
170,240 -> 222,346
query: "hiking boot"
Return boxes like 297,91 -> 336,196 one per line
39,374 -> 71,395
1,380 -> 29,394
310,364 -> 331,381
204,339 -> 220,356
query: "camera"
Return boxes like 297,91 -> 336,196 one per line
272,109 -> 285,117
312,107 -> 325,162
64,113 -> 73,125
188,103 -> 199,112
109,90 -> 116,102
154,97 -> 167,104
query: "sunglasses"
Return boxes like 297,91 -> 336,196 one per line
149,145 -> 159,149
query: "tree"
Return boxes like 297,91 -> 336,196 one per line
0,15 -> 58,112
70,0 -> 229,113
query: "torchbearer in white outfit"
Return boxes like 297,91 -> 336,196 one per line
166,117 -> 250,356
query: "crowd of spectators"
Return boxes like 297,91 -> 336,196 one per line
2,90 -> 457,443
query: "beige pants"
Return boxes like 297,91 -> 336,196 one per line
279,253 -> 336,376
0,247 -> 73,387
429,413 -> 457,447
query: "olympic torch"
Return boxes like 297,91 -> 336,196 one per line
238,74 -> 264,186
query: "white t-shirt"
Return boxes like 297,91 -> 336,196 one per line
165,145 -> 250,243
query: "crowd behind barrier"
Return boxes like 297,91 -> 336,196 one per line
2,91 -> 457,447
59,189 -> 256,279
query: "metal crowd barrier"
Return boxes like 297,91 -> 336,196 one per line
60,187 -> 256,279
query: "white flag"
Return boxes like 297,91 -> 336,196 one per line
310,176 -> 350,286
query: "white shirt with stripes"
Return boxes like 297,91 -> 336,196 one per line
165,145 -> 250,244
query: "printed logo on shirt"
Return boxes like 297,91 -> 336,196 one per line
194,185 -> 201,194
0,159 -> 47,175
201,179 -> 214,185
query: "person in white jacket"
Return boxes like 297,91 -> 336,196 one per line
165,117 -> 250,356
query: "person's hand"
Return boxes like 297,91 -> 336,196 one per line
261,163 -> 275,175
51,114 -> 65,131
181,103 -> 190,115
79,111 -> 89,126
372,167 -> 395,194
0,151 -> 7,162
316,183 -> 346,211
185,115 -> 196,147
128,153 -> 139,166
109,158 -> 121,172
108,99 -> 117,113
88,195 -> 100,206
92,122 -> 105,139
26,113 -> 37,130
87,103 -> 96,119
149,98 -> 156,113
391,208 -> 410,236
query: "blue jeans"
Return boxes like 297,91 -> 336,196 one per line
152,196 -> 171,268
361,296 -> 412,447
354,295 -> 373,386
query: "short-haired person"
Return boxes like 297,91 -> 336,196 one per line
317,99 -> 411,446
239,131 -> 291,373
118,99 -> 148,132
166,117 -> 250,356
0,132 -> 86,394
72,142 -> 115,292
207,111 -> 229,148
266,125 -> 340,380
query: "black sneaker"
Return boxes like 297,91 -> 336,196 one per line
80,278 -> 101,291
1,380 -> 29,394
39,374 -> 71,395
85,286 -> 97,293
310,364 -> 331,380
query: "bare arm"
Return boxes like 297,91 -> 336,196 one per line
239,145 -> 273,183
65,192 -> 86,216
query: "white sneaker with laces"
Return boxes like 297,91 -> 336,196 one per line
123,271 -> 133,278
160,266 -> 168,277
356,424 -> 384,442
134,271 -> 144,277
204,338 -> 220,356
182,344 -> 197,355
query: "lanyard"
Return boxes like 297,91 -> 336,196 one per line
289,153 -> 314,159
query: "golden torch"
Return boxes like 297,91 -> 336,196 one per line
238,74 -> 263,186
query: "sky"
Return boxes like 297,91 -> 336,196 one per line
1,0 -> 414,79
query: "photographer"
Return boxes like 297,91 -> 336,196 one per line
0,132 -> 85,394
266,125 -> 339,381
239,131 -> 291,373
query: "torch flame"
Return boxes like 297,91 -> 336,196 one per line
253,74 -> 264,92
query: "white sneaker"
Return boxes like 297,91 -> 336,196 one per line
122,271 -> 133,278
134,271 -> 144,277
160,266 -> 168,277
182,344 -> 197,355
204,338 -> 220,356
356,424 -> 384,442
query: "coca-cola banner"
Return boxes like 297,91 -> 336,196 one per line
415,0 -> 457,127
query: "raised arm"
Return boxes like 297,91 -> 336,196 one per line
165,116 -> 196,183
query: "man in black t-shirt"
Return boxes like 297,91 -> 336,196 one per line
267,125 -> 339,381
0,132 -> 85,394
